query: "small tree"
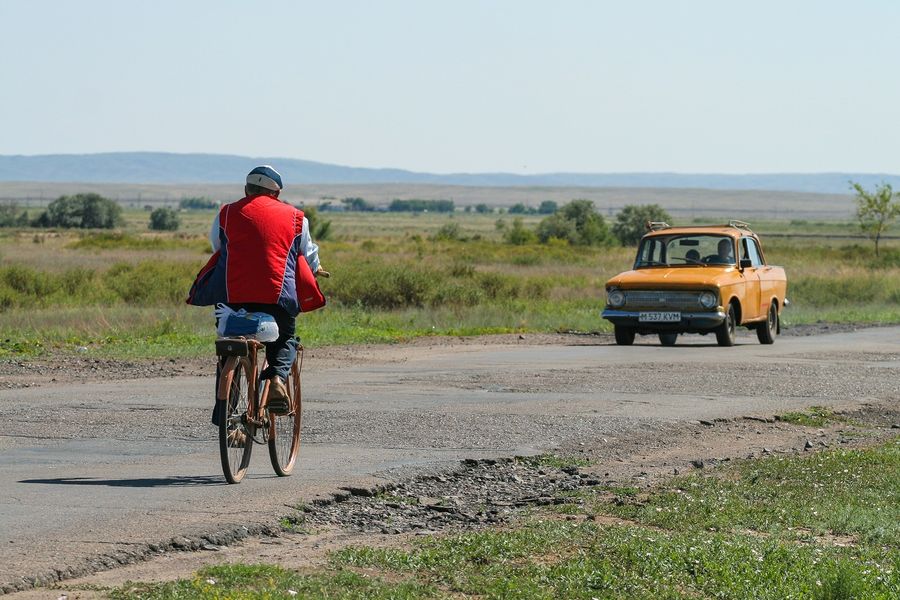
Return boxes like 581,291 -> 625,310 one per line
503,217 -> 537,245
852,181 -> 900,257
536,199 -> 611,246
508,203 -> 536,214
149,207 -> 181,231
538,200 -> 558,214
612,204 -> 673,246
0,203 -> 30,227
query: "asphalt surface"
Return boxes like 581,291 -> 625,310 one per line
0,327 -> 898,592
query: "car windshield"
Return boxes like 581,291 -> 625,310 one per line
635,234 -> 735,267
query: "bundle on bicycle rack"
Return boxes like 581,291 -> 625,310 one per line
214,303 -> 279,342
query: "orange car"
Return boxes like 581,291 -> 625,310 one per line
602,221 -> 788,346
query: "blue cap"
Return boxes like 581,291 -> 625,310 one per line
246,165 -> 283,191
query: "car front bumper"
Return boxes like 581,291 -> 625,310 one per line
601,309 -> 726,332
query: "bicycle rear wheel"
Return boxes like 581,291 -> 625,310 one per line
218,356 -> 254,483
268,349 -> 302,476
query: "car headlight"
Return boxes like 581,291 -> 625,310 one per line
699,291 -> 718,309
607,289 -> 625,308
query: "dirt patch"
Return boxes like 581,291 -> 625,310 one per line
10,401 -> 897,599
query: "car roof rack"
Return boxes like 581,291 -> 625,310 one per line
726,220 -> 752,231
646,221 -> 671,231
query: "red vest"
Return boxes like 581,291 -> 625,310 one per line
187,195 -> 325,314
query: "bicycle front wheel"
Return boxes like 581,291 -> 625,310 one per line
268,353 -> 302,476
218,356 -> 254,483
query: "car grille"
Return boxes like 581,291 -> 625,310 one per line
624,290 -> 702,310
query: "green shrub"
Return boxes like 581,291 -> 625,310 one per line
511,253 -> 542,266
0,289 -> 14,311
433,222 -> 463,241
429,281 -> 485,306
503,218 -> 538,245
330,263 -> 434,309
58,268 -> 97,295
508,203 -> 536,215
537,200 -> 612,246
68,233 -> 208,252
476,272 -> 521,300
149,207 -> 180,231
0,265 -> 114,309
103,262 -> 196,304
0,203 -> 30,227
523,278 -> 551,299
538,200 -> 558,214
449,262 -> 475,278
873,248 -> 900,268
0,265 -> 54,296
790,274 -> 894,307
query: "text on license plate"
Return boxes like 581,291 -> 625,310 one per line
639,311 -> 681,323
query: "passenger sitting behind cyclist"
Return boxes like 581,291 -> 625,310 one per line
187,165 -> 326,423
706,238 -> 734,264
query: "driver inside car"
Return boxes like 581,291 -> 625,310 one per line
706,238 -> 734,264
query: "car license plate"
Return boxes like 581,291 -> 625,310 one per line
638,311 -> 681,323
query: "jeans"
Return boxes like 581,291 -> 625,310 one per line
211,303 -> 297,426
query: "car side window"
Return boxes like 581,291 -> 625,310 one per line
742,238 -> 764,267
637,238 -> 664,264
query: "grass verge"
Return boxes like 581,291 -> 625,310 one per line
776,405 -> 845,427
0,300 -> 610,359
106,437 -> 899,599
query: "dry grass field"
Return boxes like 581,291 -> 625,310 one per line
0,185 -> 896,359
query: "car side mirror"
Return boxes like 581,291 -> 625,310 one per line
739,258 -> 752,269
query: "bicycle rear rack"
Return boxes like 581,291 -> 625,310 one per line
215,337 -> 265,357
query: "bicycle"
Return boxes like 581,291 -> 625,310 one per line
214,336 -> 303,484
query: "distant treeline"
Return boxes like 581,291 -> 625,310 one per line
178,197 -> 218,210
318,197 -> 563,215
390,199 -> 455,213
319,197 -> 456,213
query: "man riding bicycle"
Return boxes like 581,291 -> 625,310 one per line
187,165 -> 326,424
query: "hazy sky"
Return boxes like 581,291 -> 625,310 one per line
1,1 -> 898,174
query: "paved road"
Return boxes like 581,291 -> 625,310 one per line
1,327 -> 898,591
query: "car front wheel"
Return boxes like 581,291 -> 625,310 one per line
757,301 -> 777,344
715,303 -> 737,347
614,325 -> 635,346
658,332 -> 678,346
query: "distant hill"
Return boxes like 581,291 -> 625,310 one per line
1,152 -> 898,194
